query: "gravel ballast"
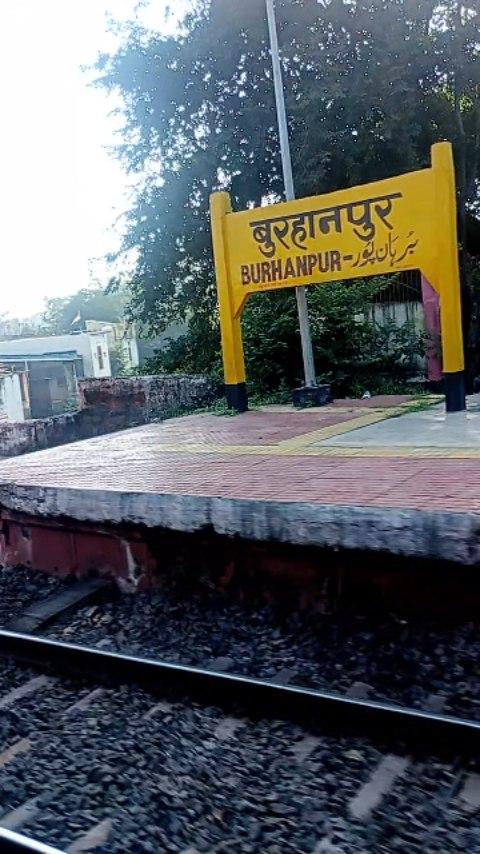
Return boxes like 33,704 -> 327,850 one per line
0,659 -> 477,853
0,565 -> 478,851
41,573 -> 480,719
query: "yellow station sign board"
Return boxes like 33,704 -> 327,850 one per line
210,142 -> 464,410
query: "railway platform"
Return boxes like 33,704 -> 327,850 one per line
0,393 -> 480,587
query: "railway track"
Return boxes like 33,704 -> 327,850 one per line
0,629 -> 479,754
0,827 -> 64,853
0,629 -> 478,851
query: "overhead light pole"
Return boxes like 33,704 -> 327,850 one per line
265,0 -> 317,390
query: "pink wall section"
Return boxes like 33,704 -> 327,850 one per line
421,276 -> 442,382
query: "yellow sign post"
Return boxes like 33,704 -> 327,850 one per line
210,142 -> 465,413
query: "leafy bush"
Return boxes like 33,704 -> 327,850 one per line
144,276 -> 426,397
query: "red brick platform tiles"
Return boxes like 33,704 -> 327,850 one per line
0,399 -> 479,569
0,401 -> 477,515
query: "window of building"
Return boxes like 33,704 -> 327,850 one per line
97,344 -> 104,371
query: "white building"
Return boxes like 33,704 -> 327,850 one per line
84,320 -> 139,373
0,332 -> 111,379
0,371 -> 29,422
0,332 -> 111,419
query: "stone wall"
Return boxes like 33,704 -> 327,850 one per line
0,375 -> 218,458
78,375 -> 218,433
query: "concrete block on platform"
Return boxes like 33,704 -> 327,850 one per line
292,385 -> 332,408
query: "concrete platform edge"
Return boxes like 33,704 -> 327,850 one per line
0,484 -> 479,565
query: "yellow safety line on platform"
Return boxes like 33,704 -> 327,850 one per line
255,397 -> 442,450
149,442 -> 480,459
277,409 -> 399,449
147,397 -> 451,459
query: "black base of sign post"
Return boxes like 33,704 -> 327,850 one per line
292,384 -> 332,408
444,371 -> 466,413
225,382 -> 248,413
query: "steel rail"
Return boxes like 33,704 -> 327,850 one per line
0,629 -> 478,753
0,828 -> 64,854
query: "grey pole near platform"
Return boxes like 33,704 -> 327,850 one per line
265,0 -> 316,389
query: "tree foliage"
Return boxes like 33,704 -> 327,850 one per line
241,281 -> 425,395
96,0 -> 480,389
42,285 -> 126,335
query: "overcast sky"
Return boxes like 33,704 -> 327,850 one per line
0,0 -> 180,318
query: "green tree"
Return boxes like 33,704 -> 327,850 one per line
42,285 -> 127,334
96,0 -> 479,389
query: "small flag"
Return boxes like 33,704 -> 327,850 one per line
71,311 -> 81,326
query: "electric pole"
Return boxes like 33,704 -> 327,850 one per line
265,0 -> 316,388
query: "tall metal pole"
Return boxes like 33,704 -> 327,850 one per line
265,0 -> 316,388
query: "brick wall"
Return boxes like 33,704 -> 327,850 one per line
0,375 -> 218,458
